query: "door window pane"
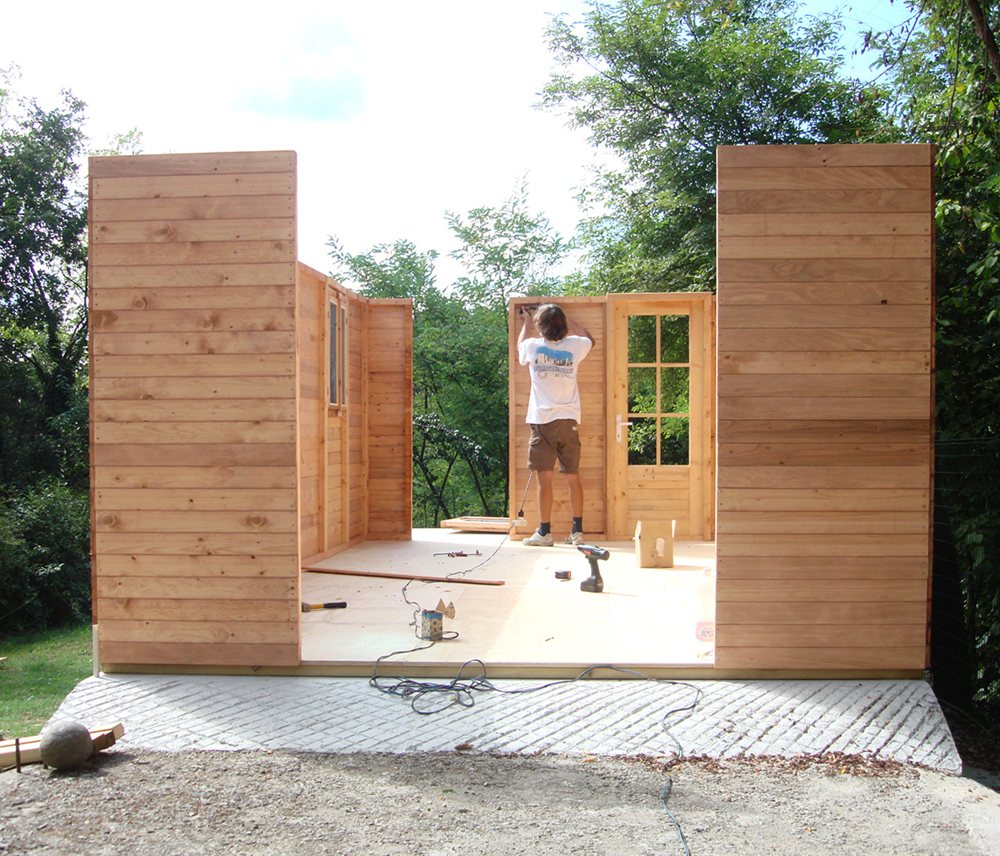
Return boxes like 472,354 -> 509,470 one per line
628,315 -> 656,363
660,367 -> 689,414
660,417 -> 689,465
628,417 -> 657,466
660,314 -> 689,362
628,366 -> 656,413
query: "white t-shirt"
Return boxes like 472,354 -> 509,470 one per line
518,335 -> 592,424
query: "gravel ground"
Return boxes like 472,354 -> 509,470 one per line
2,749 -> 999,855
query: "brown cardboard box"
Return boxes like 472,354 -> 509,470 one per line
634,520 -> 675,568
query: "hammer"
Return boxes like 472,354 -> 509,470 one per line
301,601 -> 347,612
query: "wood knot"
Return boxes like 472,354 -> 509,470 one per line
131,296 -> 148,310
245,514 -> 267,530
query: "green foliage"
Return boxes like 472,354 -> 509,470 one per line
0,73 -> 89,493
0,481 -> 91,638
330,186 -> 571,526
446,179 -> 570,306
1,75 -> 92,638
870,0 -> 1000,722
542,0 -> 895,292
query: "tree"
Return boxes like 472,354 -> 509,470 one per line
0,74 -> 89,491
866,0 -> 1000,729
542,0 -> 895,292
329,187 -> 571,526
446,179 -> 570,307
0,75 -> 93,636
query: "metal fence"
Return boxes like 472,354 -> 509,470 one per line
932,437 -> 1000,733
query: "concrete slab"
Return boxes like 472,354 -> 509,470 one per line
53,673 -> 961,773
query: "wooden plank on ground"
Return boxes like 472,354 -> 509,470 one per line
1,723 -> 124,768
303,565 -> 504,586
438,516 -> 529,533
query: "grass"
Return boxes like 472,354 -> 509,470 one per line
0,623 -> 93,740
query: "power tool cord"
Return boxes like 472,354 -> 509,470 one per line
446,468 -> 534,581
369,660 -> 700,856
394,468 -> 536,642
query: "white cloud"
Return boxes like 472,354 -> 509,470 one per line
3,0 -> 601,284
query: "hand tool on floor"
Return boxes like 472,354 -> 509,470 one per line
301,601 -> 347,612
433,550 -> 483,558
577,544 -> 610,593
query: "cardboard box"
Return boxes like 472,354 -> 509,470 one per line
634,520 -> 675,568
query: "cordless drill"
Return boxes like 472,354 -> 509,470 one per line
577,544 -> 610,593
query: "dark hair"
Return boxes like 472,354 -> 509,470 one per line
534,304 -> 567,342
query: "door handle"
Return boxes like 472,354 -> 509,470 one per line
616,414 -> 633,443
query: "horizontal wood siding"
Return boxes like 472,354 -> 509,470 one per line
366,300 -> 413,539
89,151 -> 301,668
714,144 -> 934,672
347,294 -> 368,543
296,264 -> 325,560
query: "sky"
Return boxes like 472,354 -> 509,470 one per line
2,0 -> 912,287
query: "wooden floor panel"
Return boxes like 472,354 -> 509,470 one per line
300,530 -> 718,670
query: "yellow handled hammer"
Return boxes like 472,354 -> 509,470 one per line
301,601 -> 347,612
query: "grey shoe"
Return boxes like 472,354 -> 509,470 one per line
565,531 -> 584,546
523,530 -> 554,547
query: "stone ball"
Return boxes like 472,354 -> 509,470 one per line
39,720 -> 93,770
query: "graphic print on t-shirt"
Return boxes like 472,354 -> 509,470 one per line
534,345 -> 576,375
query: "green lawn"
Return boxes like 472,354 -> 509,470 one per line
0,623 -> 93,740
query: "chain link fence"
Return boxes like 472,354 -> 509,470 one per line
932,437 -> 1000,735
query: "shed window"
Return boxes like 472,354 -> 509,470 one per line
329,300 -> 347,406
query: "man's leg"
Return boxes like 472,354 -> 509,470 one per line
536,468 -> 555,526
564,472 -> 584,544
564,472 -> 583,519
523,468 -> 555,546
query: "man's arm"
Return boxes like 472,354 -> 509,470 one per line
517,306 -> 537,347
566,314 -> 595,345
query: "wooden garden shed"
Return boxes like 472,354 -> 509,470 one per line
88,143 -> 934,678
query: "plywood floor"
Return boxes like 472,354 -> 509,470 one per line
301,529 -> 716,677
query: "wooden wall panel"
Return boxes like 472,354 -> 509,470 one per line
89,151 -> 301,668
714,144 -> 934,673
365,300 -> 413,539
296,264 -> 325,560
347,304 -> 368,543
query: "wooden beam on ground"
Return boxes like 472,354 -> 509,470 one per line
439,516 -> 528,533
302,565 -> 504,586
0,722 -> 125,768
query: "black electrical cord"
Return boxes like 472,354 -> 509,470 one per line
368,659 -> 700,855
372,468 -> 697,851
389,467 -> 537,643
446,468 -> 534,581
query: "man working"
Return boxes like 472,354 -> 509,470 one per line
517,303 -> 595,546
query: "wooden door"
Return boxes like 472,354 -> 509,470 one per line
606,294 -> 715,540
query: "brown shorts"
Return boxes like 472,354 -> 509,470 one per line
528,420 -> 581,474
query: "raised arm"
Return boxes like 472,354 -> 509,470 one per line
566,314 -> 595,345
517,306 -> 537,347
